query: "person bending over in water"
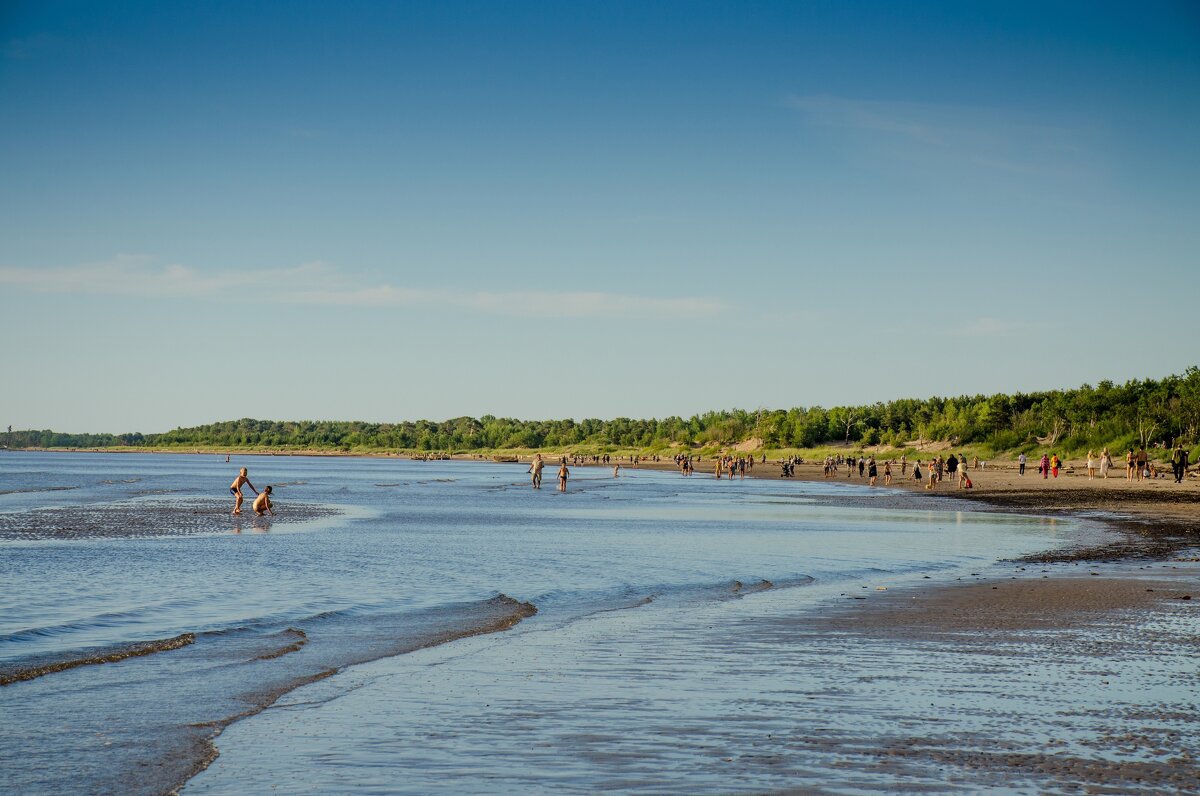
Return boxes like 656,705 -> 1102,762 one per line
253,485 -> 274,516
230,467 -> 258,515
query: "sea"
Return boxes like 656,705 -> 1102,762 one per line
5,450 -> 1177,795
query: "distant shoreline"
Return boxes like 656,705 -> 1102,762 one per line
10,445 -> 1198,541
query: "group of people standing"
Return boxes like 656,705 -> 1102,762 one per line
711,455 -> 755,479
528,453 -> 571,492
910,453 -> 974,490
819,454 -> 889,486
519,443 -> 1193,496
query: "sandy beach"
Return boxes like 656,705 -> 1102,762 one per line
2,450 -> 1196,793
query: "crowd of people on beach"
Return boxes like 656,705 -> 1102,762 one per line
520,445 -> 1195,495
227,440 -> 1194,513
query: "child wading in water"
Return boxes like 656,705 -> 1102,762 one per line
229,468 -> 258,515
558,459 -> 570,492
253,485 -> 274,516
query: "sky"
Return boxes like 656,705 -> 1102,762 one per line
2,1 -> 1198,433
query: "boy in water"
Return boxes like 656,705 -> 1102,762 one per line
253,485 -> 274,516
229,467 -> 258,515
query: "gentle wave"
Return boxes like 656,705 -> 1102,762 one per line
0,632 -> 195,686
0,485 -> 81,496
251,628 -> 308,661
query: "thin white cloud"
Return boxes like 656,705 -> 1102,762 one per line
0,256 -> 724,318
0,255 -> 333,297
785,95 -> 1096,177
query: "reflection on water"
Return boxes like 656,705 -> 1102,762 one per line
230,516 -> 273,534
0,452 -> 1088,795
190,579 -> 1199,795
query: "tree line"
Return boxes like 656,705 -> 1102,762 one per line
6,368 -> 1198,457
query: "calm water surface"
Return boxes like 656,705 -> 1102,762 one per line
0,451 -> 1076,794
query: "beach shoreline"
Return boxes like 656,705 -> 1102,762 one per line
5,450 -> 1198,793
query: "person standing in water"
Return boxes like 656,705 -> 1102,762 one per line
529,454 -> 544,490
558,459 -> 570,492
229,467 -> 258,515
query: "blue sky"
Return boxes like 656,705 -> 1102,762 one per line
2,1 -> 1198,432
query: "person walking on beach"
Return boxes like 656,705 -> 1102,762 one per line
883,459 -> 892,486
1050,453 -> 1060,478
913,460 -> 922,482
1135,447 -> 1148,482
1018,452 -> 1027,476
229,467 -> 258,515
1039,453 -> 1050,480
557,459 -> 570,492
252,485 -> 274,516
529,454 -> 545,490
1100,447 -> 1111,478
1172,444 -> 1189,483
1126,449 -> 1136,481
946,454 -> 958,483
900,455 -> 907,475
1086,450 -> 1096,480
867,457 -> 878,486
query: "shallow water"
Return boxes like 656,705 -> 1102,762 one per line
1,451 -> 1085,794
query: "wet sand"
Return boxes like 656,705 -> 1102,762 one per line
189,563 -> 1200,794
181,459 -> 1200,793
0,498 -> 341,541
798,571 -> 1200,792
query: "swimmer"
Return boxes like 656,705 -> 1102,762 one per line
253,485 -> 274,516
229,467 -> 258,515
